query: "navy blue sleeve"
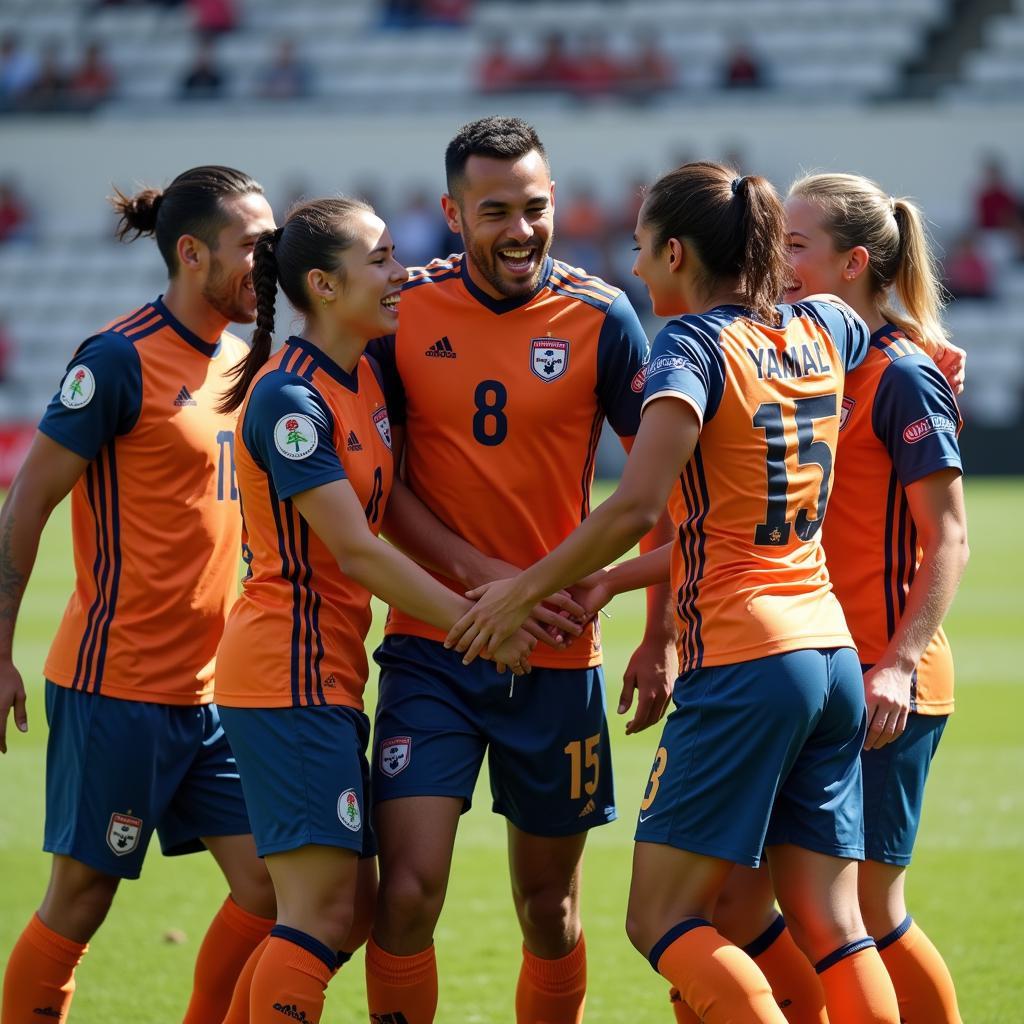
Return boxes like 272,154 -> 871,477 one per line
641,317 -> 726,425
801,298 -> 871,373
366,334 -> 406,426
595,292 -> 651,438
872,355 -> 963,487
241,374 -> 347,501
37,332 -> 143,461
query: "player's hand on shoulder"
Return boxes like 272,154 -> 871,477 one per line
619,636 -> 677,736
862,662 -> 912,751
932,341 -> 966,395
0,659 -> 28,754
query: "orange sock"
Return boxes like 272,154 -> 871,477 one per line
1,913 -> 88,1024
247,926 -> 335,1024
365,937 -> 438,1024
182,895 -> 275,1024
815,941 -> 899,1024
668,986 -> 701,1022
745,916 -> 827,1024
651,919 -> 787,1023
877,916 -> 961,1023
515,934 -> 587,1024
222,934 -> 271,1024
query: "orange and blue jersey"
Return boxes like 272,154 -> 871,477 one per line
369,253 -> 650,669
824,325 -> 962,714
38,297 -> 247,705
214,337 -> 394,711
641,299 -> 871,671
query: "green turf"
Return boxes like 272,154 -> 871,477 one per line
1,478 -> 1022,1022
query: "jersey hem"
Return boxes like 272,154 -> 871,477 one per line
43,673 -> 213,706
642,389 -> 704,427
213,692 -> 366,711
909,701 -> 954,716
37,422 -> 101,462
276,468 -> 349,501
897,456 -> 964,489
685,634 -> 855,667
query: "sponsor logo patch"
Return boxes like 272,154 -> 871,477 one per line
839,396 -> 856,431
106,811 -> 142,856
630,365 -> 648,393
373,406 -> 392,449
902,413 -> 956,444
379,736 -> 411,778
338,789 -> 361,832
530,338 -> 569,382
274,414 -> 318,460
60,365 -> 95,409
646,354 -> 692,376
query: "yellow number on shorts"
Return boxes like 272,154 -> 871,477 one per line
640,747 -> 668,811
564,733 -> 601,800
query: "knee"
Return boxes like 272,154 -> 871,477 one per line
377,866 -> 445,936
41,865 -> 120,937
513,879 -> 577,939
780,903 -> 863,965
229,863 -> 277,921
624,909 -> 652,957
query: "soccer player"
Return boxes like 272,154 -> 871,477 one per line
363,116 -> 674,1024
0,166 -> 280,1024
447,162 -> 905,1024
211,197 -> 537,1024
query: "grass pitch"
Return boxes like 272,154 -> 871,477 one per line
1,478 -> 1022,1022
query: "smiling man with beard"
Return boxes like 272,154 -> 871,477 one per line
0,166 -> 281,1024
365,117 -> 677,1024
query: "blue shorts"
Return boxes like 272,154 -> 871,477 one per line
372,635 -> 615,837
218,703 -> 374,859
862,710 -> 947,866
44,681 -> 251,880
634,647 -> 866,867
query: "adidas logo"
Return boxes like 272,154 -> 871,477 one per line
346,431 -> 363,451
32,1010 -> 63,1019
370,1014 -> 410,1024
424,336 -> 456,359
174,385 -> 197,407
578,798 -> 596,818
323,673 -> 337,688
273,1004 -> 310,1021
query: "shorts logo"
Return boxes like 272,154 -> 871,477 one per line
530,338 -> 569,382
373,407 -> 392,450
60,365 -> 95,409
630,365 -> 648,393
106,812 -> 142,856
839,396 -> 856,431
902,413 -> 956,444
647,354 -> 691,376
338,789 -> 361,832
274,414 -> 318,460
273,1004 -> 311,1020
379,736 -> 411,778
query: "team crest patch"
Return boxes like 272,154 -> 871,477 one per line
338,789 -> 362,831
60,365 -> 96,409
379,735 -> 411,778
373,407 -> 392,449
106,812 -> 142,856
274,413 -> 318,460
530,338 -> 569,381
630,365 -> 648,393
839,396 -> 856,431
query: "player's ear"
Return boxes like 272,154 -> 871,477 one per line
440,194 -> 461,235
176,234 -> 204,274
306,267 -> 338,306
844,245 -> 871,282
667,237 -> 685,272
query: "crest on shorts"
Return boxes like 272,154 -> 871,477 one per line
530,338 -> 569,382
274,413 -> 318,460
379,736 -> 411,778
106,812 -> 142,856
60,365 -> 96,409
839,396 -> 856,431
372,407 -> 392,450
338,789 -> 362,832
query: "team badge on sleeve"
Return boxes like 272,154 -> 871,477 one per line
530,338 -> 569,381
379,735 -> 411,777
337,789 -> 362,831
839,396 -> 856,431
274,413 -> 318,460
373,407 -> 392,449
60,365 -> 96,409
106,812 -> 142,856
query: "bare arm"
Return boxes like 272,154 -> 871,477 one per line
0,433 -> 89,751
863,469 -> 968,749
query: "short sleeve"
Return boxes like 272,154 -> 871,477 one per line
37,333 -> 144,461
366,334 -> 406,426
801,298 -> 871,373
641,317 -> 726,427
595,292 -> 651,438
872,356 -> 963,487
241,375 -> 347,500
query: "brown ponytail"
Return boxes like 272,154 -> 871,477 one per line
218,228 -> 281,414
111,186 -> 163,241
788,173 -> 948,346
641,162 -> 788,326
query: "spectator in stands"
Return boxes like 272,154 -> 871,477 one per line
189,0 -> 238,37
621,31 -> 673,104
256,39 -> 312,100
68,42 -> 116,111
521,31 -> 578,91
423,0 -> 472,26
179,38 -> 227,100
0,180 -> 31,244
24,41 -> 68,112
944,232 -> 993,300
0,34 -> 39,112
478,37 -> 523,93
380,0 -> 425,29
723,40 -> 763,89
572,31 -> 620,99
975,156 -> 1020,230
390,189 -> 447,268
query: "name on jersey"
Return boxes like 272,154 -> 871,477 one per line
746,342 -> 832,381
903,413 -> 956,444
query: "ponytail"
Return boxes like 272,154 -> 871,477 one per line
218,228 -> 281,414
110,186 -> 163,242
736,175 -> 788,327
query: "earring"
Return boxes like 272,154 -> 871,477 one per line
321,297 -> 327,306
